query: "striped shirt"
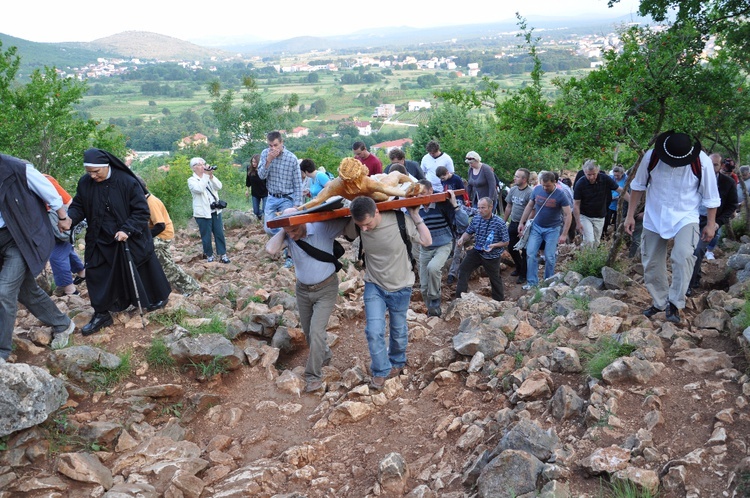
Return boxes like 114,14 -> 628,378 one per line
258,146 -> 303,206
466,213 -> 509,260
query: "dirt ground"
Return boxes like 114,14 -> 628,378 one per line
10,219 -> 750,497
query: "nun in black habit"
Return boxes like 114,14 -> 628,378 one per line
68,148 -> 171,335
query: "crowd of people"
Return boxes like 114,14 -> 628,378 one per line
2,129 -> 744,396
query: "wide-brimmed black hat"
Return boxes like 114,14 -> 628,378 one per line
654,130 -> 702,167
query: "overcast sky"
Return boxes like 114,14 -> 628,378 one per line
4,0 -> 643,44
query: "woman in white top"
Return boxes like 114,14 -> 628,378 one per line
187,157 -> 230,263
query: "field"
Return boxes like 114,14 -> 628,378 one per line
79,66 -> 592,127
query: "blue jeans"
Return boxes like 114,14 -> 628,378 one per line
0,228 -> 71,359
49,240 -> 85,287
525,223 -> 561,287
252,195 -> 266,220
363,281 -> 412,378
195,212 -> 226,257
264,195 -> 294,236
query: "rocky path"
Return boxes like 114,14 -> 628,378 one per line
1,212 -> 749,497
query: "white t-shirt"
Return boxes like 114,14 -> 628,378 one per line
421,152 -> 454,193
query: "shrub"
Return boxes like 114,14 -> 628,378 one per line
566,245 -> 618,278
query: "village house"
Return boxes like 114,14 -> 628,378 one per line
370,138 -> 413,155
178,133 -> 208,149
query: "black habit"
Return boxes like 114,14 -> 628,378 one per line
68,150 -> 171,313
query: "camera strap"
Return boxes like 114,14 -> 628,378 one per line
206,185 -> 219,202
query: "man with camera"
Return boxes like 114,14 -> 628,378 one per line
188,157 -> 230,263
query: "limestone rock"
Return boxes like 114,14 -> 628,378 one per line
580,445 -> 631,475
57,452 -> 113,489
601,357 -> 663,385
328,401 -> 373,425
550,347 -> 582,373
550,385 -> 585,421
674,348 -> 732,374
378,452 -> 410,496
612,466 -> 659,495
169,335 -> 245,370
0,362 -> 68,437
477,449 -> 544,498
497,418 -> 559,462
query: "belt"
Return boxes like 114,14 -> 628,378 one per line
297,273 -> 337,292
270,192 -> 292,198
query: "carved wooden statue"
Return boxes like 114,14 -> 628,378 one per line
297,157 -> 423,211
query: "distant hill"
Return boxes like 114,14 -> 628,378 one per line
71,31 -> 231,61
221,13 -> 650,54
0,32 -> 118,75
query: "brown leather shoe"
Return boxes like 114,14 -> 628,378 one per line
387,367 -> 403,379
369,376 -> 386,390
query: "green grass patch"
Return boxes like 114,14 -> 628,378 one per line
185,315 -> 226,337
566,245 -> 618,278
188,356 -> 229,380
90,351 -> 133,390
146,338 -> 176,370
733,291 -> 750,330
151,307 -> 189,327
605,477 -> 660,497
581,337 -> 637,380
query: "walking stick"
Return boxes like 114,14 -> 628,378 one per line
123,240 -> 147,329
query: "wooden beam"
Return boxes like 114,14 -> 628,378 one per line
266,190 -> 466,228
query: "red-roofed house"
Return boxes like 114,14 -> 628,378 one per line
353,121 -> 372,136
371,138 -> 413,155
289,126 -> 309,138
178,133 -> 208,149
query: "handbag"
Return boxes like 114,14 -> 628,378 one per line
48,210 -> 70,242
513,186 -> 556,251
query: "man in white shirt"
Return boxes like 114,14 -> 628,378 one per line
624,131 -> 720,324
420,140 -> 454,193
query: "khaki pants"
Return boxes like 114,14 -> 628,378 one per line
641,224 -> 698,310
580,215 -> 605,247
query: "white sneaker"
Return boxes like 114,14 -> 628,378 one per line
705,251 -> 715,260
522,284 -> 533,290
51,320 -> 75,349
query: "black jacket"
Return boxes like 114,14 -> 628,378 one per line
0,154 -> 55,275
711,172 -> 739,228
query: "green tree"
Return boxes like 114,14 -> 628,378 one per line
0,42 -> 125,186
306,72 -> 320,83
209,75 -> 290,156
610,0 -> 750,68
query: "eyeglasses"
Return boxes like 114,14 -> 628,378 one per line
465,158 -> 476,162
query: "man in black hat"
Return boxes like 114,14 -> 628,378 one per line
624,131 -> 720,324
68,148 -> 171,335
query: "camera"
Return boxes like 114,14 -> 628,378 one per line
204,164 -> 217,171
210,200 -> 228,210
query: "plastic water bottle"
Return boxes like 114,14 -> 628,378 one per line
484,230 -> 494,251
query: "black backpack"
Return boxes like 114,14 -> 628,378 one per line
293,239 -> 345,272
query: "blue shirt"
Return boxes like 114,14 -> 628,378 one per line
258,146 -> 303,206
466,213 -> 509,260
309,171 -> 331,197
530,185 -> 571,228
